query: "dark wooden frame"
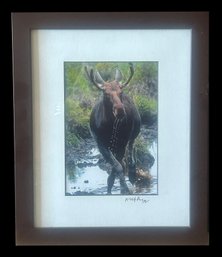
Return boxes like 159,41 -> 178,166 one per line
12,12 -> 208,245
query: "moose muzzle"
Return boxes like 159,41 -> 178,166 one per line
113,103 -> 126,118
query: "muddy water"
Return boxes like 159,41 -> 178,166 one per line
65,140 -> 158,196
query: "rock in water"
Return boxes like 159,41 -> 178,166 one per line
135,169 -> 152,187
138,152 -> 155,170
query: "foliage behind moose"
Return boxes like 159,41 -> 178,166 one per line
85,63 -> 141,194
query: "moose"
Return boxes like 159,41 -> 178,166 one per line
85,63 -> 141,194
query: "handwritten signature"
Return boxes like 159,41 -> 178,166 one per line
125,196 -> 150,204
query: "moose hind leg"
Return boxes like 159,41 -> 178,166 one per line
128,140 -> 137,185
119,176 -> 130,194
97,142 -> 130,194
107,165 -> 130,194
116,151 -> 130,194
115,164 -> 130,194
107,164 -> 130,194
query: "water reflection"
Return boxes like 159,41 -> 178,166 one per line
66,142 -> 157,196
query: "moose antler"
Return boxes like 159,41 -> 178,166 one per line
115,68 -> 123,82
84,66 -> 104,90
121,63 -> 134,89
94,70 -> 106,85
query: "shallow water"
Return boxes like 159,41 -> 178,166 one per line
66,141 -> 158,196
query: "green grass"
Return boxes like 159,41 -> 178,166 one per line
134,95 -> 157,115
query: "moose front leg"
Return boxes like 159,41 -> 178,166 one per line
97,143 -> 130,194
107,171 -> 115,194
128,140 -> 137,185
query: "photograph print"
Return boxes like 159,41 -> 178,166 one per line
65,62 -> 158,195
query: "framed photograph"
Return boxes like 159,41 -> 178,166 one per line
64,61 -> 158,197
12,12 -> 208,245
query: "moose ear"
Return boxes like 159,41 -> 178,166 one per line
94,70 -> 105,85
115,68 -> 123,82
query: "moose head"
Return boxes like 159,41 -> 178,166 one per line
85,63 -> 134,119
